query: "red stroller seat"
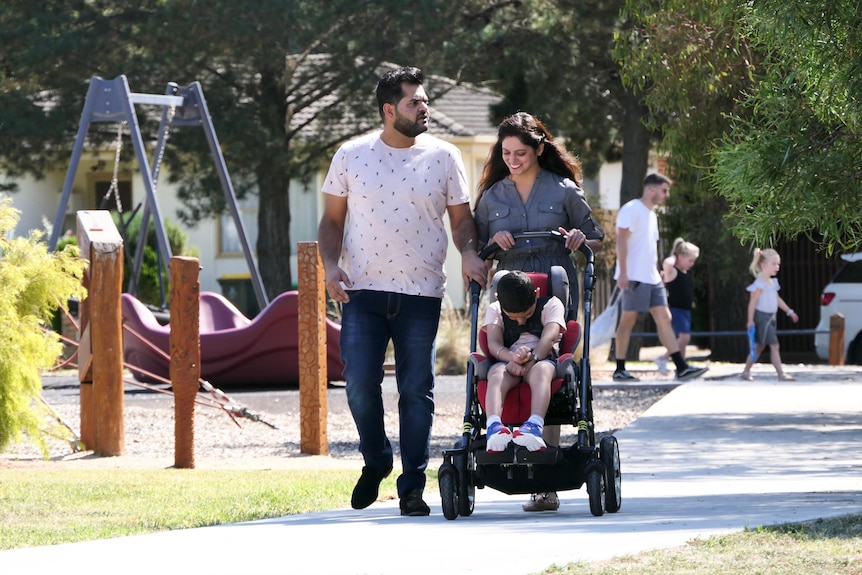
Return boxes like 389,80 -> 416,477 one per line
470,267 -> 581,425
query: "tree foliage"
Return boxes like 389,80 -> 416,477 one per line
457,0 -> 655,202
0,197 -> 87,454
616,0 -> 861,255
711,1 -> 862,255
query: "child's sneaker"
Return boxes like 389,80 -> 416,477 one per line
653,357 -> 669,375
486,421 -> 513,452
512,421 -> 547,451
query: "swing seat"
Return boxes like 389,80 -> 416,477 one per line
121,291 -> 345,386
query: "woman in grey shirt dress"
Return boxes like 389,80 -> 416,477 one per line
473,112 -> 604,513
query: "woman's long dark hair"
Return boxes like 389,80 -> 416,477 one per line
476,112 -> 583,206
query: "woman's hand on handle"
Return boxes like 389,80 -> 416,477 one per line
490,231 -> 515,251
559,226 -> 586,250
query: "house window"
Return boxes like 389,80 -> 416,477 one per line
219,207 -> 258,256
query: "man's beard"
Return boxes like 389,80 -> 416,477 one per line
394,111 -> 428,138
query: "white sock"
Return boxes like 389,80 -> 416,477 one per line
527,414 -> 544,428
487,415 -> 502,428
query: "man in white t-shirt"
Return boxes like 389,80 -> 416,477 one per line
318,66 -> 486,517
613,173 -> 707,382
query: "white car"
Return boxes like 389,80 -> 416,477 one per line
815,252 -> 862,364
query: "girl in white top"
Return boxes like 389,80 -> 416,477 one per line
741,248 -> 799,381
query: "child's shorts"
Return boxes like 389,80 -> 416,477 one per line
669,308 -> 691,336
753,310 -> 778,345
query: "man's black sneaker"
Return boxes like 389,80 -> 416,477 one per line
399,489 -> 431,516
351,465 -> 393,510
612,369 -> 639,382
676,365 -> 709,381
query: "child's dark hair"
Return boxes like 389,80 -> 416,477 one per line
496,271 -> 537,313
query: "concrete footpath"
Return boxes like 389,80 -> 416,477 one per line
2,367 -> 861,574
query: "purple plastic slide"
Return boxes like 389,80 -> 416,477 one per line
121,291 -> 345,386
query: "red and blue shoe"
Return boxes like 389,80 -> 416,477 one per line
486,421 -> 513,452
513,421 -> 547,451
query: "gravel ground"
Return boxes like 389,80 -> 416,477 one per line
1,366 -> 671,470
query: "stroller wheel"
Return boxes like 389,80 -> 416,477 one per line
438,463 -> 459,520
600,435 -> 622,513
586,467 -> 605,517
455,451 -> 475,517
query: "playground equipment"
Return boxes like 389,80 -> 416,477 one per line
47,78 -> 336,460
48,74 -> 267,311
121,289 -> 345,386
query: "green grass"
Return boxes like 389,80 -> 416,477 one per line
2,469 -> 861,575
544,514 -> 862,575
0,468 -> 397,549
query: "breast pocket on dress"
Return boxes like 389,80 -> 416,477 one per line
487,205 -> 514,235
536,202 -> 566,229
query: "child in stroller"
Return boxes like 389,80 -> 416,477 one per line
483,270 -> 567,453
438,234 -> 621,520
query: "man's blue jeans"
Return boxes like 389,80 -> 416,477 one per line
340,290 -> 441,497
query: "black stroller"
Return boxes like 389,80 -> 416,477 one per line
438,231 -> 621,519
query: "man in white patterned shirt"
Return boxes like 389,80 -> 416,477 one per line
318,66 -> 486,517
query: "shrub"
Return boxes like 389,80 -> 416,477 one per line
0,197 -> 87,454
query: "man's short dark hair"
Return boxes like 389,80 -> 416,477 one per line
496,271 -> 537,314
643,173 -> 672,187
376,66 -> 424,119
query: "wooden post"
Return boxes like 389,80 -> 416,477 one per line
76,210 -> 124,456
77,291 -> 94,450
170,256 -> 201,469
828,313 -> 845,366
298,242 -> 328,455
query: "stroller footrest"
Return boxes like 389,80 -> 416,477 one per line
475,445 -> 562,466
515,446 -> 562,465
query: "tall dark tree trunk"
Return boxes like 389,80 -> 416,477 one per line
619,87 -> 651,205
617,86 -> 653,361
256,164 -> 293,299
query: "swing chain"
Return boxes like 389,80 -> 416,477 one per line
103,122 -> 126,214
152,105 -> 176,192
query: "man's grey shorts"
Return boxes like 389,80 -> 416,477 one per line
621,281 -> 668,313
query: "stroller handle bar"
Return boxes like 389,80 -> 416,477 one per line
471,230 -> 595,297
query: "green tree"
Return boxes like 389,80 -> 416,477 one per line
114,212 -> 199,307
710,1 -> 862,255
457,0 -> 655,204
0,197 -> 87,454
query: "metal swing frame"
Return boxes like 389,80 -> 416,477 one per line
48,74 -> 268,311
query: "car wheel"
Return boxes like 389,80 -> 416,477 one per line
849,334 -> 862,365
